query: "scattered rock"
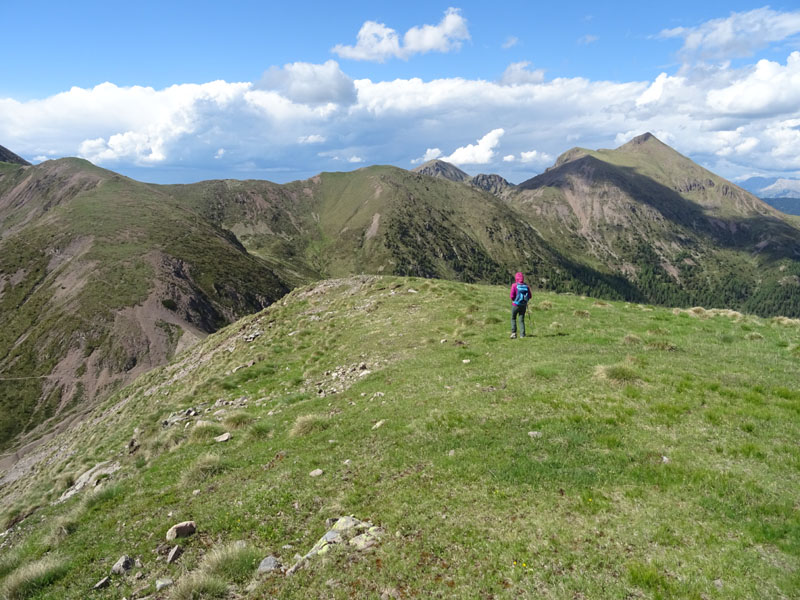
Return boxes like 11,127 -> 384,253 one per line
244,331 -> 262,342
286,516 -> 384,575
166,545 -> 183,564
155,543 -> 171,555
192,489 -> 201,496
343,459 -> 352,466
372,420 -> 385,430
257,555 -> 282,574
462,359 -> 471,364
408,288 -> 418,293
349,525 -> 384,551
232,360 -> 255,373
155,578 -> 173,592
93,576 -> 111,590
214,432 -> 232,443
111,555 -> 133,575
57,461 -> 121,503
528,431 -> 543,439
331,516 -> 362,532
661,456 -> 670,464
309,469 -> 324,477
166,521 -> 196,541
714,578 -> 723,590
448,449 -> 455,456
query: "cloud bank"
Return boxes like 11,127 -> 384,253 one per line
2,9 -> 800,183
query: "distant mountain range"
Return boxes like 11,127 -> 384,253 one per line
2,133 -> 799,452
739,176 -> 800,199
737,176 -> 800,216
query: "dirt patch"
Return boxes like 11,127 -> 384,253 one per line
46,236 -> 93,273
366,213 -> 381,240
50,260 -> 98,303
9,268 -> 27,286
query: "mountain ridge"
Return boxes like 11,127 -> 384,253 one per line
2,133 -> 800,456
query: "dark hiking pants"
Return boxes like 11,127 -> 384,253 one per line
511,304 -> 527,336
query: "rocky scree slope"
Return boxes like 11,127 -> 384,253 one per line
0,158 -> 289,452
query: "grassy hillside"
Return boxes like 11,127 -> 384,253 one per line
1,277 -> 798,599
164,166 -> 638,298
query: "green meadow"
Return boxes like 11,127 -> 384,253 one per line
1,276 -> 798,599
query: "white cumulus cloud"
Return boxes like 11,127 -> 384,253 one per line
332,8 -> 469,62
499,61 -> 545,85
257,60 -> 356,106
444,129 -> 504,165
520,150 -> 552,164
706,52 -> 800,117
660,7 -> 800,62
411,147 -> 443,164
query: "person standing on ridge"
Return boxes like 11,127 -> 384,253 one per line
510,272 -> 531,339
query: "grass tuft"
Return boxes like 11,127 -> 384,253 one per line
247,420 -> 272,440
222,411 -> 254,430
189,421 -> 225,441
182,453 -> 227,485
595,364 -> 640,382
289,414 -> 329,437
168,572 -> 228,600
200,542 -> 261,583
1,555 -> 69,600
623,334 -> 642,345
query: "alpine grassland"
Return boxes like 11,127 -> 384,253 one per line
1,276 -> 799,599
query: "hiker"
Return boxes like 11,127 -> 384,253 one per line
510,272 -> 531,339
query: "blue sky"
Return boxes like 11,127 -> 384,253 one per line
2,1 -> 800,184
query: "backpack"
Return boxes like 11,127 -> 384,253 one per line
514,283 -> 530,306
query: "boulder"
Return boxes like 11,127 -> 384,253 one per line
257,555 -> 282,574
166,521 -> 196,541
155,578 -> 173,592
214,432 -> 232,443
166,545 -> 183,564
111,554 -> 133,575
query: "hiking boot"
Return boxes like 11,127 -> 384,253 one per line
520,334 -> 526,338
510,333 -> 517,339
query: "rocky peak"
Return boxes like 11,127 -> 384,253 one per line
412,160 -> 470,183
470,173 -> 513,195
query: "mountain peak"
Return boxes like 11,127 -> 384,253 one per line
617,132 -> 671,152
412,159 -> 470,183
0,144 -> 31,166
628,132 -> 655,144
